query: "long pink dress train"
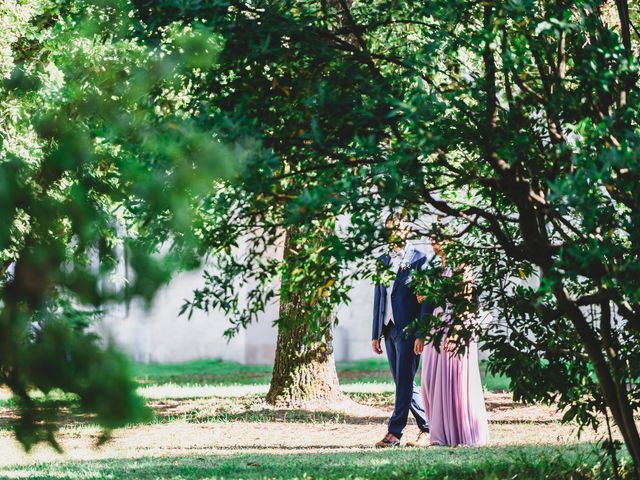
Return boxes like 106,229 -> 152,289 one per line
421,304 -> 490,447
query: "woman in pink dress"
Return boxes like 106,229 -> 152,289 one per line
414,242 -> 489,447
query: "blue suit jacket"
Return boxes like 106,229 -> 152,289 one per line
372,247 -> 435,340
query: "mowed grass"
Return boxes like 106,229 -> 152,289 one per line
133,358 -> 511,391
0,444 -> 621,480
3,359 -> 628,479
0,358 -> 509,409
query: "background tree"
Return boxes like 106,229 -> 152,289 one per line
387,1 -> 640,474
0,0 -> 233,449
135,0 -> 398,407
138,0 -> 640,473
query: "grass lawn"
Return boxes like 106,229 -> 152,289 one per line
0,358 -> 630,479
1,444 -> 611,480
133,358 -> 511,391
0,358 -> 509,408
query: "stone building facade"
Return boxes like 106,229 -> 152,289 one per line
100,242 -> 435,365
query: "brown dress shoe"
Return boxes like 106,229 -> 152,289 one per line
405,431 -> 429,447
375,433 -> 401,448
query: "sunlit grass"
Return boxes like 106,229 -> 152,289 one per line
1,358 -> 632,479
0,443 -> 624,480
132,358 -> 509,391
0,358 -> 508,409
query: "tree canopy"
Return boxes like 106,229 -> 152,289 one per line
4,0 -> 640,474
0,0 -> 234,449
135,0 -> 640,472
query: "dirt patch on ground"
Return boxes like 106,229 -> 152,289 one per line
0,392 -> 561,431
0,417 -> 609,468
0,391 -> 609,468
144,392 -> 562,425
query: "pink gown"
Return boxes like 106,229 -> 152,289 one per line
421,271 -> 489,446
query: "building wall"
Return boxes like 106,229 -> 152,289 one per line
98,268 -> 249,364
99,241 -> 435,365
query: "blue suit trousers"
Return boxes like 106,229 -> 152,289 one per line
383,322 -> 429,437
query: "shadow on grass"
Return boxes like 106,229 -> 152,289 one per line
0,443 -> 621,480
0,393 -> 560,431
166,409 -> 387,425
154,408 -> 561,426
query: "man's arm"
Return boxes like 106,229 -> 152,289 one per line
419,299 -> 434,321
371,284 -> 383,354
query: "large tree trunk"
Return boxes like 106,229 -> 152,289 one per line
265,0 -> 358,410
266,309 -> 344,407
266,229 -> 346,407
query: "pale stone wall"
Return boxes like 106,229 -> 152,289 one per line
99,269 -> 376,365
98,269 -> 249,364
99,241 -> 435,365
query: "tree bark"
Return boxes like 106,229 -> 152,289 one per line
546,274 -> 640,475
600,299 -> 640,475
266,309 -> 344,407
265,0 -> 356,409
265,230 -> 345,407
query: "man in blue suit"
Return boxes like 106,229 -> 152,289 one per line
372,214 -> 433,447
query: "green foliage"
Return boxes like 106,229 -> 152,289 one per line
407,259 -> 482,351
18,318 -> 150,448
135,0 -> 640,470
0,0 -> 234,449
133,0 -> 396,338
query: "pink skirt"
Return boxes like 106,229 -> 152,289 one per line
421,337 -> 489,446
